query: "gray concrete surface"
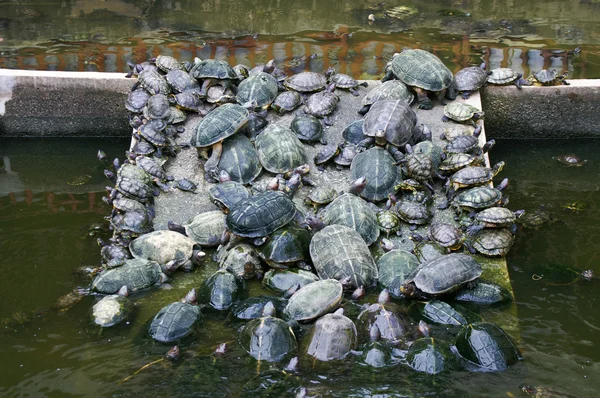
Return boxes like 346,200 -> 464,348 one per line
481,79 -> 600,139
0,70 -> 133,137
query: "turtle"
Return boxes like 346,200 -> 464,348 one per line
401,253 -> 483,299
357,325 -> 395,369
109,207 -> 153,241
191,103 -> 249,181
341,119 -> 366,144
271,90 -> 303,114
136,69 -> 171,95
304,83 -> 339,126
376,249 -> 420,298
149,288 -> 204,343
452,179 -> 509,213
454,281 -> 511,304
302,308 -> 357,362
226,186 -> 299,239
350,147 -> 403,202
325,67 -> 368,96
125,88 -> 151,114
198,269 -> 247,311
449,63 -> 488,99
136,119 -> 172,149
553,154 -> 587,167
169,91 -> 205,113
218,134 -> 262,184
466,207 -> 525,235
402,144 -> 435,189
255,124 -> 308,174
165,68 -> 200,94
487,68 -> 528,89
239,302 -> 298,362
229,296 -> 287,322
376,208 -> 401,237
304,186 -> 337,212
126,60 -> 159,78
259,225 -> 312,269
168,210 -> 227,247
283,71 -> 327,93
113,163 -> 155,203
206,84 -> 236,104
428,222 -> 465,251
455,322 -> 522,371
358,80 -> 413,115
283,279 -> 343,321
92,285 -> 134,328
143,95 -> 172,122
362,99 -> 417,147
442,102 -> 484,127
443,132 -> 494,156
467,227 -> 514,257
174,178 -> 198,193
383,49 -> 453,110
133,155 -> 172,190
208,177 -> 252,213
406,335 -> 457,374
413,299 -> 469,326
233,63 -> 250,81
333,143 -> 359,168
290,115 -> 325,144
517,205 -> 555,230
356,289 -> 410,344
446,161 -> 505,197
129,230 -> 205,273
394,199 -> 431,228
129,137 -> 156,157
440,124 -> 476,141
91,258 -> 167,294
412,140 -> 443,170
262,269 -> 320,295
314,142 -> 341,169
530,69 -> 569,86
321,178 -> 381,246
189,58 -> 239,95
236,71 -> 279,111
413,240 -> 447,264
152,54 -> 185,73
439,152 -> 485,174
219,243 -> 263,280
249,59 -> 287,90
308,224 -> 378,289
98,238 -> 132,268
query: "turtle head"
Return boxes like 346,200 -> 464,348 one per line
182,288 -> 197,304
497,177 -> 509,191
404,143 -> 414,154
374,129 -> 387,146
166,345 -> 180,361
399,282 -> 418,298
378,289 -> 391,303
369,324 -> 381,342
305,216 -> 326,232
418,320 -> 431,337
117,285 -> 129,297
351,286 -> 365,301
218,169 -> 232,182
492,161 -> 505,176
262,301 -> 276,317
325,66 -> 336,80
192,249 -> 206,266
264,59 -> 276,74
514,209 -> 526,218
348,176 -> 367,195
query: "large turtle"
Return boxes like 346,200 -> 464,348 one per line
359,80 -> 413,115
350,147 -> 402,202
383,49 -> 453,110
129,230 -> 205,273
239,302 -> 298,362
236,71 -> 279,111
283,279 -> 343,321
283,71 -> 327,93
302,308 -> 357,362
218,134 -> 262,184
91,258 -> 167,294
401,253 -> 482,299
376,249 -> 420,298
455,322 -> 522,371
255,124 -> 307,174
362,99 -> 417,148
92,286 -> 134,328
168,210 -> 227,247
148,288 -> 204,343
198,269 -> 247,311
309,224 -> 378,289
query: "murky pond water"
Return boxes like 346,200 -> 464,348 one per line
1,138 -> 600,396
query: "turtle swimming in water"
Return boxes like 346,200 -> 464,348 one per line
553,154 -> 587,167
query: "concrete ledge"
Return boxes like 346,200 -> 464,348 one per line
481,79 -> 600,139
0,70 -> 133,137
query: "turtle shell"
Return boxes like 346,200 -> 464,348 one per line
148,302 -> 203,343
454,281 -> 511,304
240,315 -> 298,362
360,80 -> 413,110
314,143 -> 341,165
198,269 -> 247,311
450,165 -> 495,187
405,151 -> 434,182
305,186 -> 337,208
302,310 -> 357,361
115,163 -> 154,202
190,59 -> 237,80
413,140 -> 443,170
406,337 -> 456,374
272,90 -> 303,114
219,243 -> 262,280
208,180 -> 251,212
91,258 -> 163,294
453,66 -> 488,92
304,90 -> 339,117
474,207 -> 519,227
377,249 -> 420,298
259,225 -> 311,268
125,88 -> 151,113
218,134 -> 262,184
341,119 -> 366,144
154,55 -> 185,72
309,225 -> 378,288
395,199 -> 431,225
129,230 -> 196,270
290,115 -> 324,143
226,190 -> 297,238
137,120 -> 169,148
455,322 -> 521,371
138,69 -> 171,95
181,210 -> 226,247
363,99 -> 417,147
377,210 -> 400,236
255,124 -> 307,174
165,69 -> 200,93
533,69 -> 558,84
135,155 -> 168,181
439,152 -> 481,173
453,186 -> 503,210
191,103 -> 249,148
356,302 -> 410,344
171,91 -> 204,112
389,49 -> 453,92
487,68 -> 520,85
429,223 -> 464,250
350,147 -> 402,202
323,193 -> 380,246
283,72 -> 327,93
472,228 -> 514,256
330,72 -> 360,89
230,296 -> 286,321
414,241 -> 447,263
408,253 -> 482,296
283,279 -> 343,321
416,299 -> 468,326
444,103 -> 483,123
110,210 -> 152,235
236,72 -> 278,109
444,135 -> 480,154
92,294 -> 134,327
143,94 -> 171,120
262,269 -> 320,295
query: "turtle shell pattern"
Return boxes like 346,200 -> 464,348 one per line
149,302 -> 203,343
283,279 -> 343,321
218,134 -> 262,183
226,190 -> 297,238
208,180 -> 251,211
183,210 -> 227,247
450,166 -> 494,187
91,258 -> 163,294
309,225 -> 378,288
351,147 -> 402,202
406,337 -> 456,374
198,269 -> 246,311
129,230 -> 195,266
487,68 -> 520,85
236,72 -> 279,109
303,311 -> 357,361
390,49 -> 453,92
191,103 -> 249,148
453,66 -> 488,92
455,322 -> 521,371
475,207 -> 517,227
262,269 -> 320,295
190,59 -> 237,80
363,99 -> 417,147
444,103 -> 482,122
92,294 -> 134,327
260,225 -> 311,267
239,316 -> 298,362
472,228 -> 514,256
453,186 -> 503,210
377,250 -> 420,296
361,80 -> 413,107
255,124 -> 307,174
411,253 -> 482,296
283,72 -> 327,92
323,193 -> 380,245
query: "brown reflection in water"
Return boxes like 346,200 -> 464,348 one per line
0,190 -> 107,219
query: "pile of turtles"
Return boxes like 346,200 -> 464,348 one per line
83,49 -> 536,380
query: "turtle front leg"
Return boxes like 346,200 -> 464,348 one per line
203,142 -> 223,183
415,88 -> 433,110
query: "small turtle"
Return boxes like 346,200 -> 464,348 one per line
165,68 -> 200,93
351,147 -> 403,202
325,67 -> 368,96
454,281 -> 511,304
554,154 -> 587,167
429,222 -> 465,251
452,178 -> 509,213
283,71 -> 327,93
442,103 -> 484,127
229,296 -> 286,322
414,300 -> 469,326
91,258 -> 167,294
359,80 -> 413,115
394,199 -> 431,229
333,143 -> 359,168
198,269 -> 247,311
143,94 -> 172,121
376,249 -> 420,298
357,325 -> 395,369
67,174 -> 92,186
149,288 -> 204,343
406,329 -> 457,374
467,227 -> 514,257
439,152 -> 485,174
290,115 -> 325,144
255,124 -> 307,174
262,269 -> 320,295
449,63 -> 488,99
208,177 -> 252,213
98,238 -> 132,268
170,91 -> 205,113
467,207 -> 525,235
189,58 -> 238,96
377,208 -> 401,237
530,69 -> 569,86
136,69 -> 171,95
341,119 -> 366,144
304,186 -> 337,211
259,225 -> 312,269
125,88 -> 151,113
402,143 -> 435,187
272,90 -> 303,114
304,83 -> 339,126
236,71 -> 279,111
219,243 -> 263,280
175,177 -> 198,193
152,55 -> 185,73
92,286 -> 134,328
446,161 -> 505,197
487,68 -> 528,89
356,289 -> 410,344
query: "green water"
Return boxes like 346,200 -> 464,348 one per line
1,138 -> 600,396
